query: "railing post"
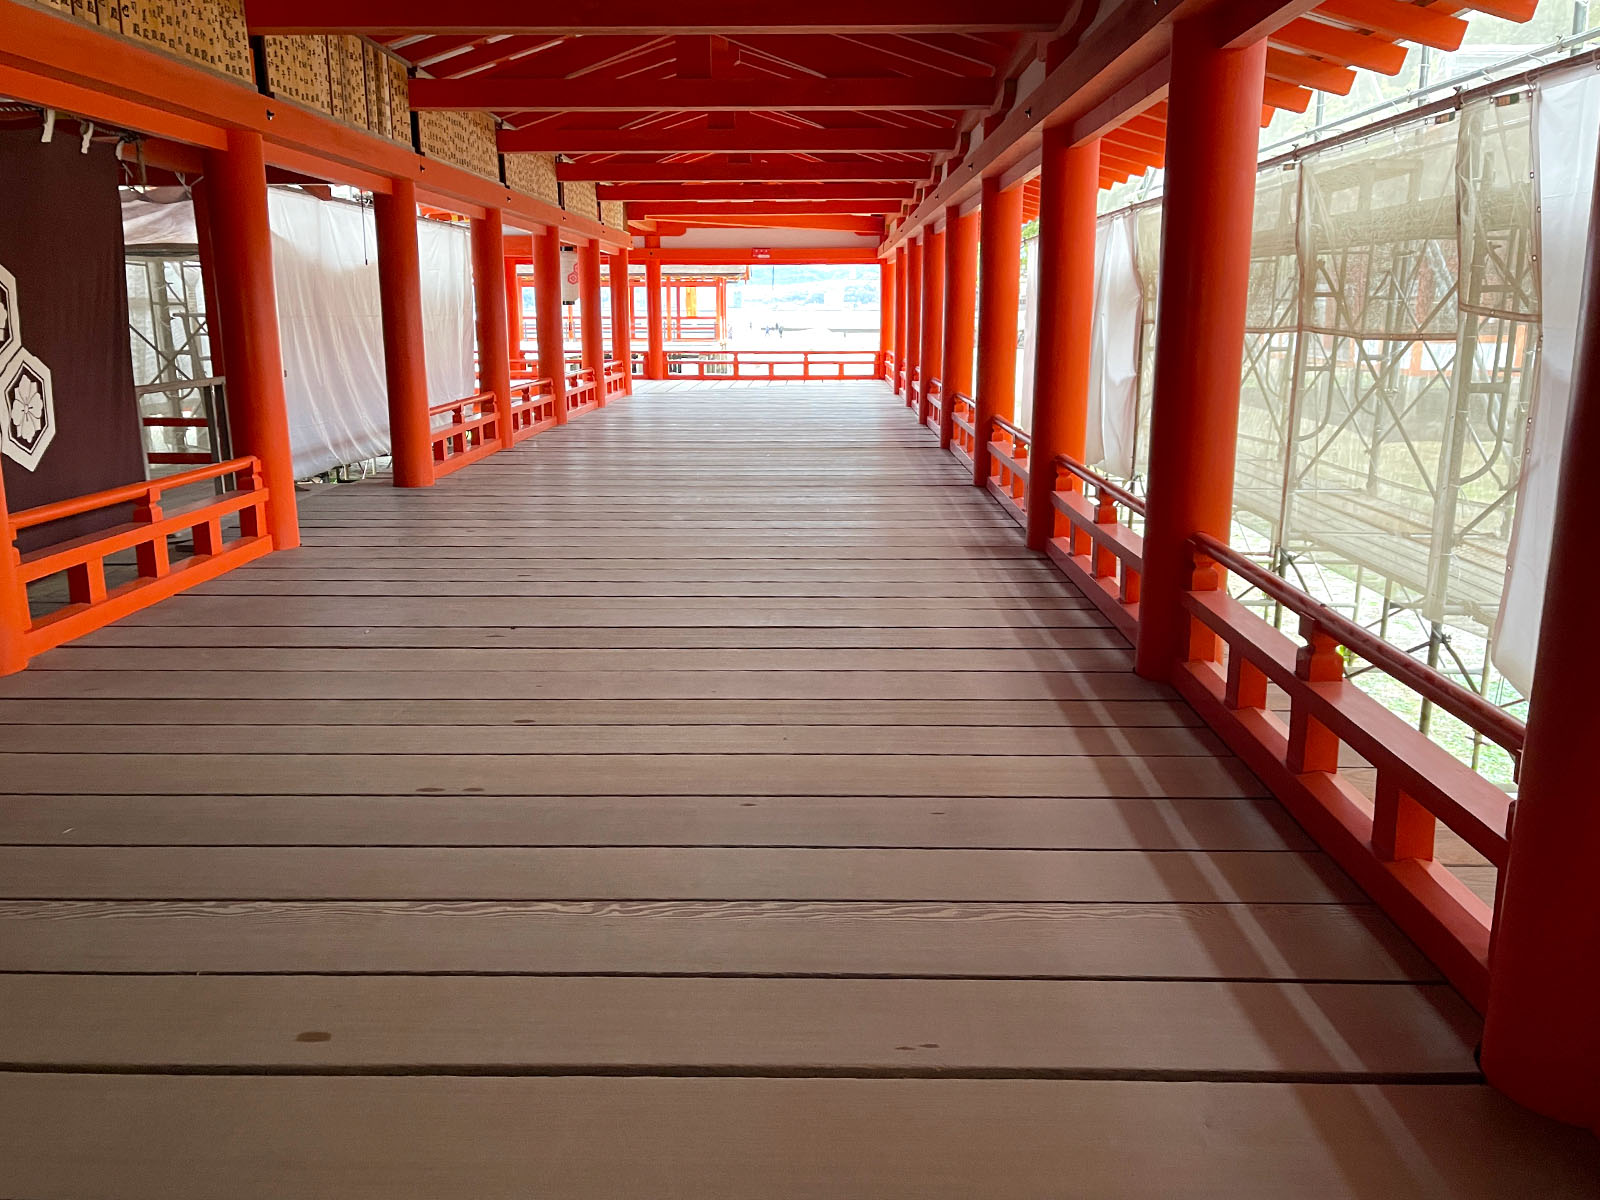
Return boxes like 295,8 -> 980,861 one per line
471,208 -> 512,450
1285,616 -> 1343,775
533,230 -> 570,423
893,244 -> 909,394
608,248 -> 632,395
504,256 -> 525,374
918,225 -> 945,427
974,175 -> 1023,488
1133,18 -> 1265,680
645,254 -> 666,380
201,128 -> 301,539
1482,136 -> 1600,1133
373,176 -> 435,487
904,233 -> 922,409
1024,130 -> 1100,552
579,240 -> 606,403
940,204 -> 979,451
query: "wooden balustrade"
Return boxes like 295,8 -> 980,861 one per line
949,393 -> 977,468
601,361 -> 628,402
507,378 -> 557,445
4,457 -> 271,671
985,415 -> 1029,526
566,367 -> 600,415
923,377 -> 942,431
1048,455 -> 1146,641
429,392 -> 501,478
1175,531 -> 1520,1010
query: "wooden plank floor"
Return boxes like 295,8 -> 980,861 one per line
0,380 -> 1594,1198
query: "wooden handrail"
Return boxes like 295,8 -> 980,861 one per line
1191,531 -> 1526,760
1055,454 -> 1146,516
10,456 -> 261,532
428,391 -> 495,420
991,414 -> 1029,443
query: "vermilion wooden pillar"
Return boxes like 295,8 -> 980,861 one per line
1134,21 -> 1266,680
1482,148 -> 1600,1133
374,177 -> 434,487
470,209 -> 512,447
579,239 -> 606,400
504,258 -> 525,374
939,204 -> 979,450
903,234 -> 922,408
918,226 -> 945,426
645,259 -> 666,379
893,244 -> 909,392
189,180 -> 226,377
974,176 -> 1023,486
1024,132 -> 1100,551
533,230 -> 569,424
715,278 -> 728,341
204,130 -> 303,526
609,249 -> 632,394
878,257 -> 894,377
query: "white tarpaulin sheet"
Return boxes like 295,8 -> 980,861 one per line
1494,66 -> 1600,695
1016,236 -> 1039,430
268,189 -> 473,476
1085,211 -> 1142,477
121,187 -> 474,478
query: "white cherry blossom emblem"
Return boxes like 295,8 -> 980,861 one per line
2,350 -> 54,471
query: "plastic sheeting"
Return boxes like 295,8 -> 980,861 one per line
268,189 -> 473,477
120,187 -> 474,478
1494,66 -> 1600,695
1016,236 -> 1039,429
1085,211 -> 1143,477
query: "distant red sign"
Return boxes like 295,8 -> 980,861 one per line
751,247 -> 771,259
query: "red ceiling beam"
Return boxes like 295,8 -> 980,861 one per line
502,126 -> 955,153
653,214 -> 885,233
409,76 -> 996,112
628,200 -> 902,216
599,182 -> 916,201
558,159 -> 935,182
246,1 -> 1066,35
634,247 -> 880,264
1313,0 -> 1467,51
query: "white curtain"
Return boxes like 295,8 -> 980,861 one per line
1016,236 -> 1039,430
1494,66 -> 1600,695
268,189 -> 473,477
121,188 -> 475,478
1085,211 -> 1142,477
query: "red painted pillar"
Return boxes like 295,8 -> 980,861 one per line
974,176 -> 1023,487
609,248 -> 632,395
505,258 -> 525,375
893,245 -> 909,393
878,257 -> 894,378
189,180 -> 226,377
374,177 -> 434,488
715,278 -> 728,341
1024,132 -> 1100,551
533,230 -> 570,424
204,129 -> 303,533
1133,21 -> 1265,680
579,239 -> 605,402
904,234 -> 922,409
918,227 -> 945,426
939,204 -> 979,451
645,258 -> 666,380
471,209 -> 512,448
1482,147 -> 1600,1133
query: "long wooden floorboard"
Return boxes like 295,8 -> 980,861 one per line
0,380 -> 1594,1196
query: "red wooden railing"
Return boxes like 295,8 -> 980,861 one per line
638,350 -> 884,380
1049,455 -> 1145,642
923,377 -> 942,431
949,393 -> 977,468
905,365 -> 920,410
6,457 -> 271,664
1032,452 -> 1519,1011
429,392 -> 501,479
986,416 -> 1029,525
507,378 -> 557,445
566,367 -> 600,415
601,361 -> 628,402
883,351 -> 897,386
1179,532 -> 1518,1010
